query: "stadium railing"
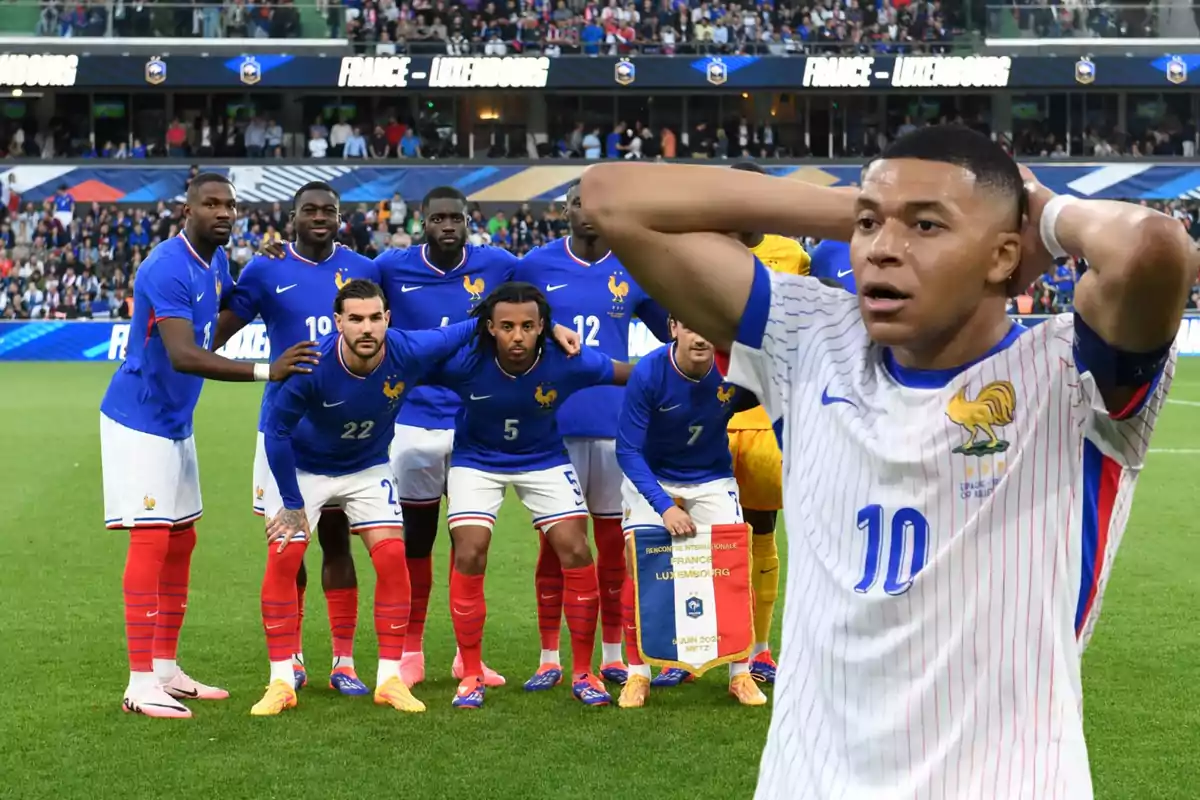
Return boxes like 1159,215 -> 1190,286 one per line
4,315 -> 1200,360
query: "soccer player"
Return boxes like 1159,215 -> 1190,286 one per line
723,161 -> 811,685
614,317 -> 767,708
252,279 -> 482,715
808,239 -> 856,293
376,187 -> 520,689
217,181 -> 377,696
581,126 -> 1194,799
424,281 -> 633,709
100,173 -> 319,718
514,180 -> 670,690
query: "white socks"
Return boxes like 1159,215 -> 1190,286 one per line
601,642 -> 624,664
377,659 -> 402,686
269,660 -> 293,685
540,649 -> 560,667
152,658 -> 178,683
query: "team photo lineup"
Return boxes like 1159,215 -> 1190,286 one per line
94,126 -> 1198,798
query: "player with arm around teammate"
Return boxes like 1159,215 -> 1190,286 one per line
216,180 -> 376,696
582,128 -> 1195,800
100,173 -> 318,718
514,180 -> 672,691
253,279 -> 479,716
615,317 -> 767,708
424,281 -> 633,710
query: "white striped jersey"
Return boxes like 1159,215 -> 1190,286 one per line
726,261 -> 1175,800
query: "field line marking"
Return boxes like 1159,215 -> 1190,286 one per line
1148,448 -> 1200,454
1166,399 -> 1200,407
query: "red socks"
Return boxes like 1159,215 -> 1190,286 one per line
592,517 -> 626,646
449,567 -> 486,677
562,565 -> 600,676
325,587 -> 357,659
123,527 -> 171,672
262,539 -> 308,662
405,556 -> 432,654
370,538 -> 411,661
622,574 -> 643,666
534,536 -> 563,651
152,525 -> 195,662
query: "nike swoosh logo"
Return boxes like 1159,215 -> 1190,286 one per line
658,404 -> 682,412
545,284 -> 568,292
401,285 -> 422,293
195,293 -> 205,302
266,623 -> 285,630
577,595 -> 591,602
323,401 -> 345,408
171,688 -> 199,698
390,624 -> 406,630
539,593 -> 557,600
759,567 -> 778,575
275,284 -> 298,294
452,607 -> 470,616
469,394 -> 493,401
145,611 -> 158,618
820,386 -> 857,408
836,268 -> 853,278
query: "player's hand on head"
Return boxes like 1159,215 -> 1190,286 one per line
662,506 -> 696,537
259,236 -> 287,260
551,323 -> 581,356
266,508 -> 309,552
1011,164 -> 1058,297
269,341 -> 321,380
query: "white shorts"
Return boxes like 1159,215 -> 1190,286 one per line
446,465 -> 589,533
621,476 -> 743,535
252,432 -> 342,517
101,413 -> 203,529
389,424 -> 454,506
260,463 -> 405,534
564,437 -> 623,519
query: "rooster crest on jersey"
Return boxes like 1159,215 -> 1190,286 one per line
334,270 -> 350,291
716,384 -> 736,405
142,495 -> 156,511
534,384 -> 558,409
946,380 -> 1016,457
463,275 -> 486,301
383,379 -> 406,402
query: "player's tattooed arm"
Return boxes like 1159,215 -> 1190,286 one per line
158,317 -> 319,381
258,237 -> 287,260
266,508 -> 310,553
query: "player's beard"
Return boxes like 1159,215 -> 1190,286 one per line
351,335 -> 382,358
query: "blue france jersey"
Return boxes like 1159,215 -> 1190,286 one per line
223,243 -> 379,431
100,234 -> 232,440
809,240 -> 856,293
263,321 -> 476,509
376,244 -> 519,430
616,344 -> 742,515
515,238 -> 669,439
428,343 -> 615,473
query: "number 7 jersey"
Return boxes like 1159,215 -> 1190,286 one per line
726,263 -> 1175,800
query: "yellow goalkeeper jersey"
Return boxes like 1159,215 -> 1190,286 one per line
728,235 -> 811,432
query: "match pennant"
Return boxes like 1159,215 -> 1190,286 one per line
631,523 -> 754,676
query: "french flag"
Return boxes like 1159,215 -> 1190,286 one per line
631,523 -> 754,675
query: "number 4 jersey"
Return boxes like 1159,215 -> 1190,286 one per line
727,263 -> 1175,800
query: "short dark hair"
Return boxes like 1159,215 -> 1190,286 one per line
334,279 -> 388,314
293,180 -> 339,209
470,281 -> 551,355
731,161 -> 766,175
422,186 -> 468,211
186,172 -> 234,200
872,125 -> 1026,229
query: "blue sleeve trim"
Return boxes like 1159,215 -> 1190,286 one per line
1073,312 -> 1170,417
734,258 -> 771,350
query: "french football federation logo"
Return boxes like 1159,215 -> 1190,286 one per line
947,380 -> 1015,456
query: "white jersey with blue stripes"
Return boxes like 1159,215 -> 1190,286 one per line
726,266 -> 1174,800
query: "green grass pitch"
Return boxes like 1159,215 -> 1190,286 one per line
1,362 -> 1199,800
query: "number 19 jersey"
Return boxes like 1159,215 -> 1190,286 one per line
223,243 -> 379,432
727,262 -> 1174,800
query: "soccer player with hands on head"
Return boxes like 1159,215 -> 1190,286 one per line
615,315 -> 766,708
421,281 -> 632,710
217,181 -> 379,697
581,126 -> 1196,800
100,173 -> 318,719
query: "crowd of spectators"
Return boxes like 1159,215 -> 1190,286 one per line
2,179 -> 1198,321
36,0 -> 304,38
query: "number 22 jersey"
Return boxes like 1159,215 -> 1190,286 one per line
727,262 -> 1174,800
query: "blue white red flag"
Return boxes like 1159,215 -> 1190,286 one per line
631,523 -> 754,676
